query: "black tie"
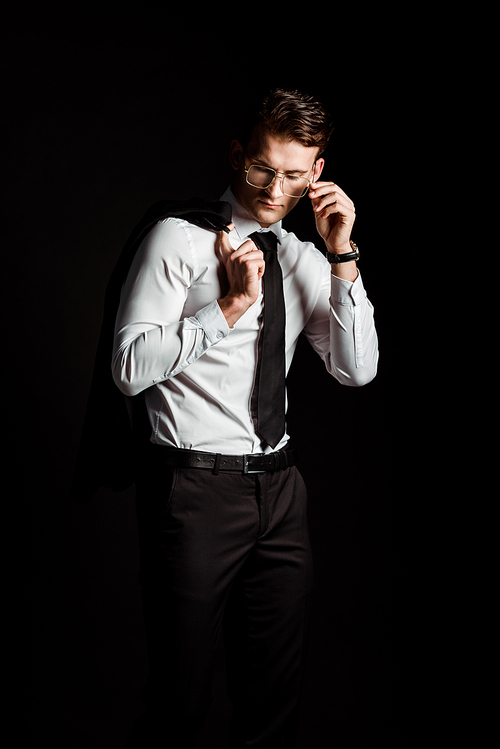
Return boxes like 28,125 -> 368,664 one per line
249,231 -> 286,449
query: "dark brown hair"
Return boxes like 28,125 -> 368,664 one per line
241,88 -> 334,156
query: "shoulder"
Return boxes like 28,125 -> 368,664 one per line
139,217 -> 217,263
280,227 -> 329,274
146,216 -> 194,250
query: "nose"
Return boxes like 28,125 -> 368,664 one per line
265,175 -> 284,199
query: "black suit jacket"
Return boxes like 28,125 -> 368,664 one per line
72,198 -> 232,502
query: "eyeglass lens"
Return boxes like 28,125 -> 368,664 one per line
246,165 -> 309,198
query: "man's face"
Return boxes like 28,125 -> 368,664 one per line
229,127 -> 324,228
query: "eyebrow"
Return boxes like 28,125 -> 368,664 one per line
252,156 -> 310,175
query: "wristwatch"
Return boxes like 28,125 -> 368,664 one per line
326,241 -> 359,264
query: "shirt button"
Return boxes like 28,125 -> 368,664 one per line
216,331 -> 224,339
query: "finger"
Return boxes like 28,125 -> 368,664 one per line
313,196 -> 353,217
310,183 -> 352,203
219,233 -> 265,269
228,250 -> 266,285
219,225 -> 241,259
219,224 -> 234,255
310,183 -> 353,206
230,239 -> 262,259
309,180 -> 349,196
316,206 -> 354,226
309,181 -> 342,201
309,180 -> 336,195
231,251 -> 266,274
312,190 -> 354,215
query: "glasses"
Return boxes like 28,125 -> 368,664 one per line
244,163 -> 314,198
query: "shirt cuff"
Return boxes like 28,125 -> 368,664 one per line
330,270 -> 367,306
194,300 -> 230,344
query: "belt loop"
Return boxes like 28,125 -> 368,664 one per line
243,455 -> 249,474
212,453 -> 222,476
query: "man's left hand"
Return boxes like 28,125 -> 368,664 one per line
309,181 -> 355,254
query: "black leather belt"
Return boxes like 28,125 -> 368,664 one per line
150,446 -> 299,475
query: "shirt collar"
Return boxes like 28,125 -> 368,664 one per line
220,186 -> 283,244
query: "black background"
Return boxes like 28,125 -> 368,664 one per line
7,11 -> 427,748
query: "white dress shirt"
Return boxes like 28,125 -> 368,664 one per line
112,187 -> 379,455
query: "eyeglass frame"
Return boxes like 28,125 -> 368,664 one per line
243,161 -> 317,199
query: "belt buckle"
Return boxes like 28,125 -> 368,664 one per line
243,455 -> 255,474
243,454 -> 266,474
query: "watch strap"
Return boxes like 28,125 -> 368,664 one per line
326,241 -> 359,264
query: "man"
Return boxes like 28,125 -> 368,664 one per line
114,89 -> 379,747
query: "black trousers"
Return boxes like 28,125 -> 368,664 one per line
127,447 -> 314,748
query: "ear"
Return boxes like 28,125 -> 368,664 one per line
313,157 -> 325,181
229,140 -> 244,171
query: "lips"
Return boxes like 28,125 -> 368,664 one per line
259,200 -> 282,209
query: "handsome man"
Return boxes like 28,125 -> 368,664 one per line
114,89 -> 379,747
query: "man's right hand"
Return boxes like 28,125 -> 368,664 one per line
217,225 -> 265,328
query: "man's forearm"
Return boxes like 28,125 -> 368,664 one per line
331,260 -> 358,283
